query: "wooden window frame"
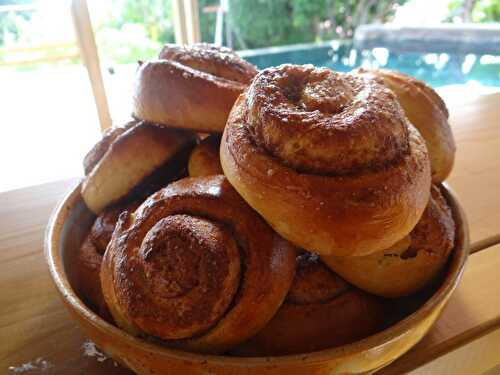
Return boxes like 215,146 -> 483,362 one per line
71,0 -> 201,132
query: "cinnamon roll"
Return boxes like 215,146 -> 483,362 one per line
132,43 -> 258,133
322,185 -> 455,297
77,236 -> 109,319
89,200 -> 141,253
100,175 -> 297,354
83,120 -> 138,175
82,121 -> 196,214
221,64 -> 431,256
234,252 -> 385,356
355,68 -> 455,182
188,134 -> 223,177
77,201 -> 140,320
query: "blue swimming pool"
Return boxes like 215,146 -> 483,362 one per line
240,42 -> 500,88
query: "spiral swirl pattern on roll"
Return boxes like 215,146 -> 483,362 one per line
159,43 -> 257,85
246,64 -> 409,175
221,64 -> 432,256
355,68 -> 455,182
100,175 -> 296,353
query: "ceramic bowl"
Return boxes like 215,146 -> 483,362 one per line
45,183 -> 469,375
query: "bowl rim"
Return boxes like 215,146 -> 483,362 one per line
45,181 -> 469,367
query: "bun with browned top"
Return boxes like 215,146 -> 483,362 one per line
322,185 -> 456,298
221,64 -> 431,257
82,121 -> 196,214
133,43 -> 258,133
188,134 -> 223,177
83,120 -> 138,175
355,68 -> 455,182
100,175 -> 297,354
77,236 -> 109,319
234,252 -> 385,355
77,200 -> 140,320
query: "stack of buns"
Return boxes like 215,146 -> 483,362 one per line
77,43 -> 456,356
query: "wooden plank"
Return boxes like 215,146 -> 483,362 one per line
0,4 -> 37,13
409,329 -> 500,375
0,179 -> 79,264
185,0 -> 201,44
0,42 -> 77,54
0,178 -> 132,374
380,243 -> 500,374
446,92 -> 500,251
172,0 -> 189,44
70,0 -> 112,132
484,364 -> 500,375
0,53 -> 79,67
172,0 -> 201,44
0,178 -> 499,374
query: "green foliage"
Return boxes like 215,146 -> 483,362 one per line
447,0 -> 464,19
229,0 -> 301,48
473,0 -> 500,21
104,0 -> 175,43
0,0 -> 33,46
448,0 -> 500,22
95,0 -> 175,64
199,0 -> 409,50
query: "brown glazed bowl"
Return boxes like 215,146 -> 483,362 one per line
45,183 -> 469,375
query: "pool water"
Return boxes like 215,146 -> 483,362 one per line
242,42 -> 500,88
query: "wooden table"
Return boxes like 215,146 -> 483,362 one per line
446,92 -> 500,252
1,93 -> 500,374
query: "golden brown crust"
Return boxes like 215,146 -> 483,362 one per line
287,252 -> 348,304
355,68 -> 455,182
322,185 -> 456,297
82,121 -> 196,214
159,43 -> 257,84
100,175 -> 297,354
89,200 -> 141,254
78,201 -> 141,320
188,134 -> 223,177
221,65 -> 431,256
77,236 -> 112,321
246,65 -> 409,175
133,44 -> 258,133
234,253 -> 385,356
83,120 -> 138,175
